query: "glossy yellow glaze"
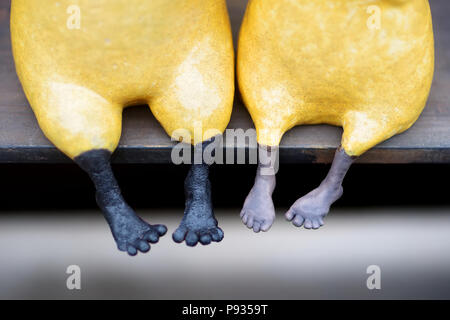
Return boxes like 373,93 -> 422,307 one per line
11,0 -> 234,159
238,0 -> 434,156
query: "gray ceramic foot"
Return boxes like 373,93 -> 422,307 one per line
241,146 -> 277,233
173,163 -> 224,246
286,147 -> 355,229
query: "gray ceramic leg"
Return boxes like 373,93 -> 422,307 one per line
240,146 -> 278,233
285,147 -> 356,229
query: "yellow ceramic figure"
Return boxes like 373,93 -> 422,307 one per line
11,0 -> 234,254
238,0 -> 434,232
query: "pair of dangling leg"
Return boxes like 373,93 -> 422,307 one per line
75,139 -> 223,256
241,146 -> 356,231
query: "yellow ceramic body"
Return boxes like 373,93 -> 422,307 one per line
238,0 -> 434,156
11,0 -> 234,159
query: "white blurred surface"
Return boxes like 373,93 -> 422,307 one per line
0,208 -> 450,299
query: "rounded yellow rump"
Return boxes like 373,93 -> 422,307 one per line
238,0 -> 434,156
11,0 -> 234,159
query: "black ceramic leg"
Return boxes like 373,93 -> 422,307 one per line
285,147 -> 356,229
75,149 -> 167,256
172,146 -> 223,246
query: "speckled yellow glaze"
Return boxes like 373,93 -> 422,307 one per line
238,0 -> 434,156
11,0 -> 234,159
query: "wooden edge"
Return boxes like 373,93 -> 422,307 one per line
1,145 -> 449,164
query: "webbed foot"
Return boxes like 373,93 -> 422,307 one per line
173,162 -> 224,246
76,149 -> 167,256
104,200 -> 167,255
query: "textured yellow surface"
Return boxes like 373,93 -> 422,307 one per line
238,0 -> 434,156
11,0 -> 234,159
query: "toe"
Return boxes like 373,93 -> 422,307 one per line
172,226 -> 188,243
304,219 -> 313,229
136,240 -> 150,253
312,219 -> 320,229
155,224 -> 167,236
242,214 -> 248,224
127,245 -> 138,256
211,227 -> 224,242
260,221 -> 272,232
285,208 -> 295,221
199,233 -> 212,245
246,216 -> 254,229
185,231 -> 199,247
145,230 -> 160,243
253,222 -> 261,233
117,243 -> 127,252
293,215 -> 304,227
318,217 -> 324,226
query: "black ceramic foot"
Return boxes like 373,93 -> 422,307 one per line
173,163 -> 224,246
98,196 -> 167,255
75,149 -> 167,256
286,147 -> 355,229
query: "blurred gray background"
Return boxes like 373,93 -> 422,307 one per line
1,208 -> 450,300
